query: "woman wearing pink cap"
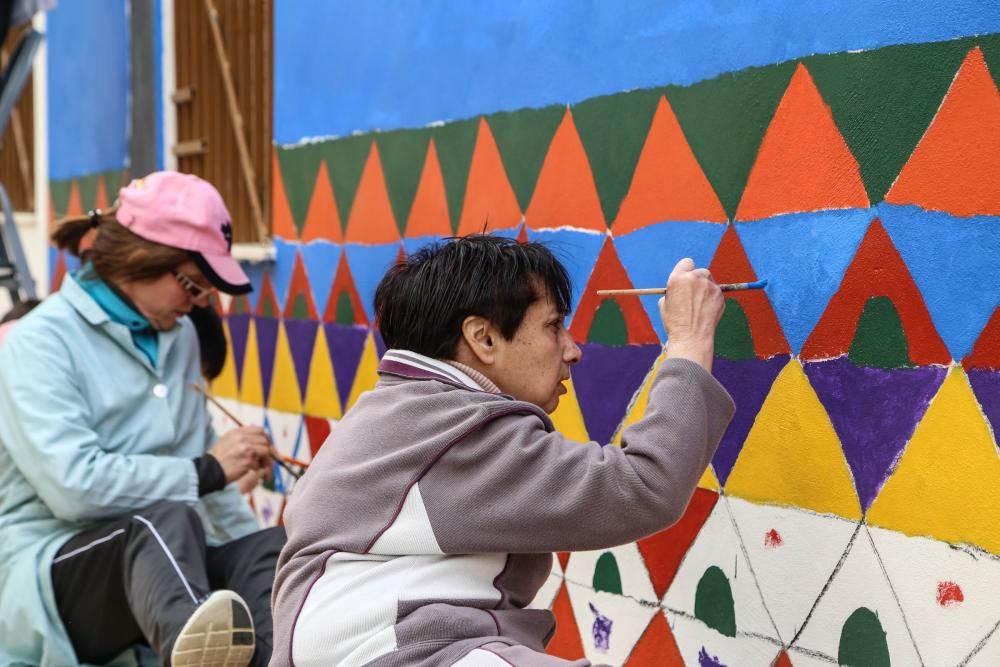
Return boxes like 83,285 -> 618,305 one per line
0,172 -> 285,667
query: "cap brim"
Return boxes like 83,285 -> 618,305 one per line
189,251 -> 253,295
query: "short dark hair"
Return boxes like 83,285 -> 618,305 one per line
375,235 -> 572,359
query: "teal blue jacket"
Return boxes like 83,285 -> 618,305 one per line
0,274 -> 259,666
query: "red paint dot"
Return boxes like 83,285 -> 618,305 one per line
937,581 -> 964,607
764,529 -> 783,548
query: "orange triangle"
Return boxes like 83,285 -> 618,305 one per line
546,584 -> 587,661
887,47 -> 1000,216
614,96 -> 727,234
283,253 -> 319,320
301,162 -> 343,243
709,226 -> 790,357
772,650 -> 794,667
623,613 -> 684,666
255,274 -> 280,318
64,181 -> 83,217
736,63 -> 869,221
526,108 -> 606,232
227,294 -> 250,317
406,139 -> 452,238
50,252 -> 67,292
322,253 -> 369,327
456,118 -> 522,236
94,177 -> 110,212
569,237 -> 659,344
272,150 -> 298,239
345,144 -> 400,244
963,306 -> 1000,370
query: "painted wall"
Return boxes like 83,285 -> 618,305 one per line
216,2 -> 1000,664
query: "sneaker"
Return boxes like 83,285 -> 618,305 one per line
170,590 -> 256,667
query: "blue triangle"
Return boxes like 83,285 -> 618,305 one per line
299,241 -> 342,317
242,262 -> 268,312
525,228 -> 605,329
342,243 -> 402,323
615,221 -> 727,341
735,209 -> 872,354
879,204 -> 1000,361
270,237 -> 298,313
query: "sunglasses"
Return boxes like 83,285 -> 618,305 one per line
174,270 -> 216,300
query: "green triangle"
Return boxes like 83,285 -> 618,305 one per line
430,117 -> 480,234
694,565 -> 736,638
377,128 -> 433,235
290,293 -> 311,321
105,170 -> 124,203
488,105 -> 565,213
230,297 -> 247,315
715,298 -> 756,361
666,61 -> 796,219
592,552 -> 623,595
49,179 -> 72,218
276,143 -> 326,236
838,608 -> 890,667
324,134 -> 375,232
806,38 -> 974,203
77,173 -> 101,213
573,89 -> 663,227
587,300 -> 629,346
848,296 -> 913,369
261,297 -> 276,319
335,292 -> 355,326
981,34 -> 1000,88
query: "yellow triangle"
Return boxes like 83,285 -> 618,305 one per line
303,326 -> 342,419
209,320 -> 239,399
868,366 -> 1000,554
698,466 -> 721,491
345,333 -> 381,411
725,359 -> 862,520
267,321 -> 303,413
612,350 -> 667,446
238,320 -> 264,407
549,377 -> 589,442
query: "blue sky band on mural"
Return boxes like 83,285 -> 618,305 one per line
45,24 -> 1000,667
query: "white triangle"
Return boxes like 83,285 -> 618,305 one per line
565,578 -> 657,665
250,485 -> 285,528
793,527 -> 922,664
234,399 -> 265,430
529,556 -> 565,610
564,542 -> 657,605
869,525 -> 1000,665
662,498 -> 780,640
665,611 -> 782,667
266,408 -> 304,459
728,497 -> 858,645
207,395 -> 244,438
967,625 -> 1000,666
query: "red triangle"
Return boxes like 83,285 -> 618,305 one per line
457,118 -> 522,236
50,251 -> 67,292
272,151 -> 298,239
636,488 -> 718,599
800,219 -> 950,364
888,47 -> 1000,216
772,650 -> 795,667
406,138 -> 453,238
301,162 -> 343,243
710,226 -> 790,358
963,306 -> 1000,370
623,613 -> 684,666
569,237 -> 659,344
736,63 -> 869,221
556,552 -> 570,571
516,223 -> 529,244
545,583 -> 587,660
255,274 -> 280,318
283,253 -> 320,320
227,294 -> 251,316
304,415 -> 332,459
209,292 -> 225,317
526,108 -> 606,232
322,253 -> 369,327
614,96 -> 727,234
346,143 -> 400,244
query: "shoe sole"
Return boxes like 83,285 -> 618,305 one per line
170,590 -> 256,667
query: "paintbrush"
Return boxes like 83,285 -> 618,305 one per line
597,279 -> 767,297
189,383 -> 303,479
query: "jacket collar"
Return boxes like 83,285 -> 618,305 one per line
378,349 -> 494,393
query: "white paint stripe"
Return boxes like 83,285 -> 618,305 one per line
133,515 -> 199,605
53,529 -> 127,564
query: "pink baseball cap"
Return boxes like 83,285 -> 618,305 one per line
115,171 -> 252,295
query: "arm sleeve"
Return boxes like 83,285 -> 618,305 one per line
0,331 -> 199,522
420,357 -> 735,554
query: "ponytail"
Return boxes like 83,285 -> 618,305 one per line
50,208 -> 117,258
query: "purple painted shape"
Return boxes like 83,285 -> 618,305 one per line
698,647 -> 728,667
968,369 -> 1000,441
373,329 -> 387,359
573,343 -> 662,444
227,314 -> 251,385
804,356 -> 946,510
324,323 -> 368,409
255,317 -> 280,402
284,319 -> 319,398
588,602 -> 612,653
711,355 -> 790,486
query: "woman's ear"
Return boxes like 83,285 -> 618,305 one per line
460,315 -> 497,366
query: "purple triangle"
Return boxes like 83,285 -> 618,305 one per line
573,343 -> 662,444
255,317 -> 280,402
711,355 -> 789,486
804,356 -> 946,511
284,319 -> 319,399
227,314 -> 251,386
373,329 -> 387,359
968,369 -> 1000,440
324,323 -> 368,410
